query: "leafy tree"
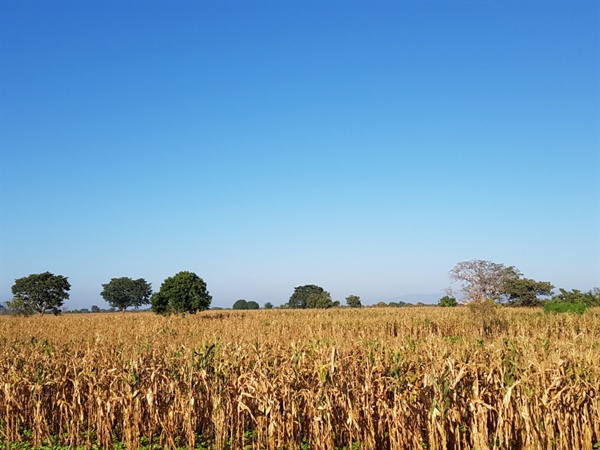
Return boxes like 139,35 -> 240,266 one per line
551,288 -> 599,306
5,295 -> 35,316
306,290 -> 334,308
151,271 -> 212,315
346,295 -> 362,308
376,301 -> 387,307
501,277 -> 554,307
287,285 -> 325,309
448,260 -> 519,303
233,299 -> 248,310
264,302 -> 274,309
232,299 -> 260,310
91,305 -> 100,313
438,296 -> 458,307
246,300 -> 259,310
6,272 -> 70,316
100,277 -> 152,312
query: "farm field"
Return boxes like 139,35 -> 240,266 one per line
0,307 -> 599,450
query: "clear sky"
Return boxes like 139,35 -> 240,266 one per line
1,1 -> 598,309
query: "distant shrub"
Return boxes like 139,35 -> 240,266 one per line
388,301 -> 408,308
233,299 -> 256,310
438,296 -> 458,307
544,301 -> 587,315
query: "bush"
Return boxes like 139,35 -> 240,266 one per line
543,301 -> 587,315
438,296 -> 458,307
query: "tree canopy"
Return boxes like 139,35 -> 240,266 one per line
438,296 -> 458,307
287,285 -> 325,309
100,277 -> 152,312
449,260 -> 519,303
232,299 -> 260,310
449,260 -> 556,306
306,290 -> 335,309
345,295 -> 362,308
501,277 -> 554,307
551,288 -> 599,306
151,271 -> 211,315
232,299 -> 248,310
7,272 -> 70,316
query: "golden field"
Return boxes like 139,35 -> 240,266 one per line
0,307 -> 599,450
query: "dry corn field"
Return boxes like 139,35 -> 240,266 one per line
1,307 -> 599,450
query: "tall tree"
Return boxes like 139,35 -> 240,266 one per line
7,272 -> 70,315
100,277 -> 152,312
346,295 -> 362,308
448,260 -> 518,303
151,271 -> 212,315
501,277 -> 554,307
287,285 -> 324,309
232,299 -> 248,310
306,291 -> 334,308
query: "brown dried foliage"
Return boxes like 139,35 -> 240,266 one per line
0,307 -> 599,449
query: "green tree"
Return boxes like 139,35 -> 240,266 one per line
501,277 -> 554,307
91,305 -> 100,313
5,295 -> 35,316
306,290 -> 334,308
449,260 -> 519,303
151,271 -> 212,315
346,295 -> 362,308
551,288 -> 599,306
264,302 -> 274,309
100,277 -> 152,312
246,300 -> 260,310
232,299 -> 248,310
287,285 -> 325,309
438,295 -> 458,307
6,272 -> 70,316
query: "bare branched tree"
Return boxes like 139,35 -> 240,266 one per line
448,260 -> 519,303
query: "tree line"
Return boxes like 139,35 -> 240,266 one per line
2,260 -> 598,316
440,259 -> 599,308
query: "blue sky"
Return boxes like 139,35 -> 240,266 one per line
1,1 -> 598,309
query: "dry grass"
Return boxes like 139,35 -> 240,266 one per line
0,307 -> 599,449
